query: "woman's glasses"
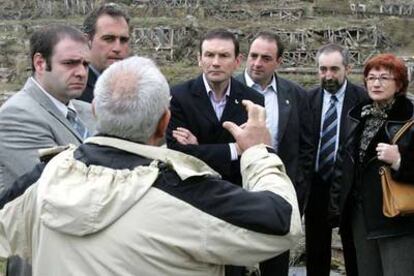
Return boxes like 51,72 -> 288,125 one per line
365,75 -> 395,86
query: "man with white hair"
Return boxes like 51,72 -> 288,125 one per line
0,56 -> 301,276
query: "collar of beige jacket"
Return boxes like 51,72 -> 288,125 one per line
84,136 -> 220,181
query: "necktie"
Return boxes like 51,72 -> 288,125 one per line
318,95 -> 338,181
67,107 -> 89,140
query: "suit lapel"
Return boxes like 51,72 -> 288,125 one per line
190,76 -> 221,125
25,78 -> 83,142
221,79 -> 244,123
87,68 -> 98,90
312,88 -> 324,139
276,75 -> 291,142
340,82 -> 359,143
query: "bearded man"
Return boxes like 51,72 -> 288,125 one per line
305,44 -> 368,276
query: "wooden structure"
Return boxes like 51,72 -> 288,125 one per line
380,4 -> 414,16
130,25 -> 392,66
349,2 -> 414,17
259,7 -> 304,21
134,27 -> 176,61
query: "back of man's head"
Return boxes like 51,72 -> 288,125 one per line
83,3 -> 130,39
93,56 -> 170,143
29,25 -> 87,73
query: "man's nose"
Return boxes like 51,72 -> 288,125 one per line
325,70 -> 334,79
253,58 -> 263,68
75,64 -> 88,78
212,55 -> 220,66
111,39 -> 122,53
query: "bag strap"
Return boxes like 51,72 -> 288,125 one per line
391,119 -> 414,144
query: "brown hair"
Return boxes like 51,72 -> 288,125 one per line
82,3 -> 130,39
199,29 -> 240,56
30,25 -> 87,72
363,53 -> 408,95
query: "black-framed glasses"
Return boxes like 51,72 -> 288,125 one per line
365,76 -> 395,86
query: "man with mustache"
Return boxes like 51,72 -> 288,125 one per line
0,25 -> 95,275
305,44 -> 368,276
166,29 -> 263,276
77,3 -> 130,103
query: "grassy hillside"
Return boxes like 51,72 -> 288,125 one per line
1,0 -> 414,97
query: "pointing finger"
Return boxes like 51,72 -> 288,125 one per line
242,100 -> 266,124
223,121 -> 241,138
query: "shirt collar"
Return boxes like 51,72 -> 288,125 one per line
323,79 -> 347,102
244,70 -> 277,93
202,73 -> 231,99
89,65 -> 101,77
31,76 -> 75,117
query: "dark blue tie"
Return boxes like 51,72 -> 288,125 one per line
318,95 -> 338,181
67,107 -> 89,140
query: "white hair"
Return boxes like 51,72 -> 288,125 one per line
93,56 -> 170,143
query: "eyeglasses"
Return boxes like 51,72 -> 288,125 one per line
365,76 -> 395,86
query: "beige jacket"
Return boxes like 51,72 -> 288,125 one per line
0,137 -> 301,276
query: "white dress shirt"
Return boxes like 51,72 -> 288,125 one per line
244,71 -> 279,149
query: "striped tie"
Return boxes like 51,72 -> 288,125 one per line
318,95 -> 338,181
67,107 -> 89,140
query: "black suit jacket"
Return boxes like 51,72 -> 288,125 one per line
236,73 -> 314,212
308,81 -> 368,183
77,67 -> 98,103
166,75 -> 264,185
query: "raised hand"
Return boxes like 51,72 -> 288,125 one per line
223,100 -> 271,153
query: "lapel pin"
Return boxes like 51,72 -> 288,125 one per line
285,99 -> 290,105
235,99 -> 239,104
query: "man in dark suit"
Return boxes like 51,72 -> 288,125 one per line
167,30 -> 263,276
236,31 -> 314,276
167,29 -> 264,186
305,44 -> 368,276
77,3 -> 130,103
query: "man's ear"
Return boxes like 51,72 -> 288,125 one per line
345,64 -> 352,75
84,33 -> 93,49
155,109 -> 171,140
33,53 -> 47,73
276,56 -> 283,67
197,53 -> 202,67
234,53 -> 242,69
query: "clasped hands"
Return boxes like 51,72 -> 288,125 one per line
172,100 -> 271,154
376,143 -> 401,170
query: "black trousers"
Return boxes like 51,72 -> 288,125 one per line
225,252 -> 289,276
7,256 -> 32,276
259,250 -> 289,276
225,265 -> 245,276
304,175 -> 358,276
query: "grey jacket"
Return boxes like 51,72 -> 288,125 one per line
0,78 -> 95,193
